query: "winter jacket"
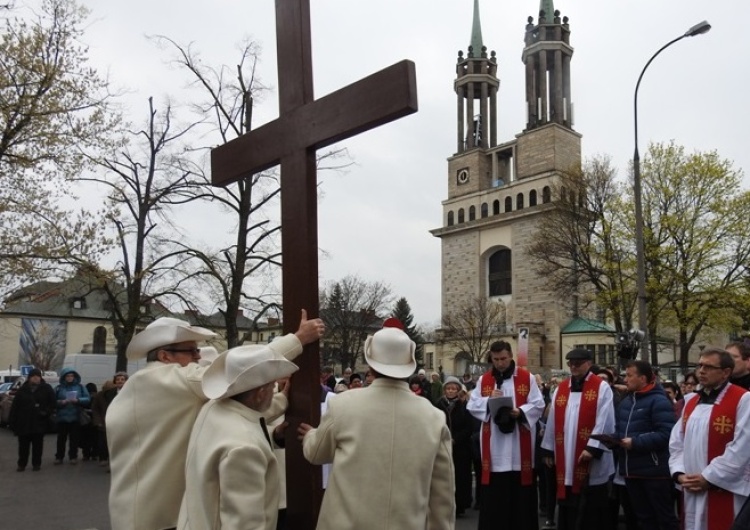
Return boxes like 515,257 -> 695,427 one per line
9,379 -> 56,435
615,383 -> 675,478
54,368 -> 91,424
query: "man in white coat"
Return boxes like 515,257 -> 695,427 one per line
299,325 -> 456,530
467,340 -> 546,530
669,347 -> 750,530
177,341 -> 305,530
541,348 -> 615,530
107,311 -> 324,530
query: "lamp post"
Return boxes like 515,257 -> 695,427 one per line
633,20 -> 711,364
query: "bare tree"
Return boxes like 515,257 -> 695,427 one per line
154,36 -> 351,347
440,296 -> 506,363
321,275 -> 393,370
79,98 -> 204,370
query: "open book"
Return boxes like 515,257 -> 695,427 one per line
488,396 -> 514,417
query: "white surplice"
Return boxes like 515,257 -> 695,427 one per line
669,389 -> 750,530
467,368 -> 545,472
541,377 -> 615,487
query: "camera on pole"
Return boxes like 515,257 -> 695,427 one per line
616,329 -> 645,360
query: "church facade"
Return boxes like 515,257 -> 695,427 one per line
431,0 -> 611,375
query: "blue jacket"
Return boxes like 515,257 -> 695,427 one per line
54,368 -> 91,424
615,383 -> 674,478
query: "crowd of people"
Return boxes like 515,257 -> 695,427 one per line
7,314 -> 750,530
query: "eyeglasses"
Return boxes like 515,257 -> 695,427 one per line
696,363 -> 724,371
567,360 -> 587,367
164,348 -> 201,356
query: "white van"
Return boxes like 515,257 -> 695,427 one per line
61,354 -> 146,388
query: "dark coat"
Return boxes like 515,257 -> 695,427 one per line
9,380 -> 56,436
436,396 -> 474,511
615,383 -> 675,478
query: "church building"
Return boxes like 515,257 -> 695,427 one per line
430,0 -> 614,375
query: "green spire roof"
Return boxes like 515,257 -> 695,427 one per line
539,0 -> 555,21
470,0 -> 484,56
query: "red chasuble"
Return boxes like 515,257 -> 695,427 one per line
479,368 -> 533,486
553,373 -> 599,499
682,384 -> 747,530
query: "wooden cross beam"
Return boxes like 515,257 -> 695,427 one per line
210,1 -> 418,528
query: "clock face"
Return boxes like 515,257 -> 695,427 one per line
457,169 -> 469,185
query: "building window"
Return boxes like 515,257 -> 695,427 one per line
504,197 -> 512,213
488,248 -> 512,296
469,205 -> 476,221
447,211 -> 454,226
259,333 -> 264,341
427,352 -> 434,370
543,186 -> 551,204
493,200 -> 500,215
481,203 -> 488,218
530,190 -> 537,206
70,297 -> 87,310
516,193 -> 524,210
458,208 -> 465,223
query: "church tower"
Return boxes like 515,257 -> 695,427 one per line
432,0 -> 582,373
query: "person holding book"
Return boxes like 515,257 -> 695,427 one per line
53,368 -> 91,465
541,348 -> 615,530
467,340 -> 545,530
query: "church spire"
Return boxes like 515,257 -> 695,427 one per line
539,0 -> 555,21
470,0 -> 484,58
454,0 -> 498,153
522,2 -> 574,130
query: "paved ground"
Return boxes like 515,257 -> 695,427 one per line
0,427 -> 111,530
0,426 -> 557,530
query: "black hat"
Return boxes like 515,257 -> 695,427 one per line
565,348 -> 593,361
493,407 -> 516,434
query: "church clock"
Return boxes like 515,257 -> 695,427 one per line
457,168 -> 470,185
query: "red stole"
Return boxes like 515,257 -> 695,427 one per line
682,384 -> 747,530
553,374 -> 599,499
479,368 -> 534,486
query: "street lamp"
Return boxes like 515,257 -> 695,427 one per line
632,20 -> 711,364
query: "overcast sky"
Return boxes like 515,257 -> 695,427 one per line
68,0 -> 748,326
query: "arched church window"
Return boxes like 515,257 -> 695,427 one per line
458,208 -> 465,223
493,200 -> 500,215
516,193 -> 524,210
542,186 -> 551,203
93,326 -> 107,354
469,205 -> 476,221
529,190 -> 537,206
488,248 -> 512,296
504,197 -> 512,213
481,203 -> 488,218
447,211 -> 454,226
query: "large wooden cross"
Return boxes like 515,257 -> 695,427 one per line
211,1 -> 418,527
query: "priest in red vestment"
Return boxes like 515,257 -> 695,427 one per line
467,340 -> 546,530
